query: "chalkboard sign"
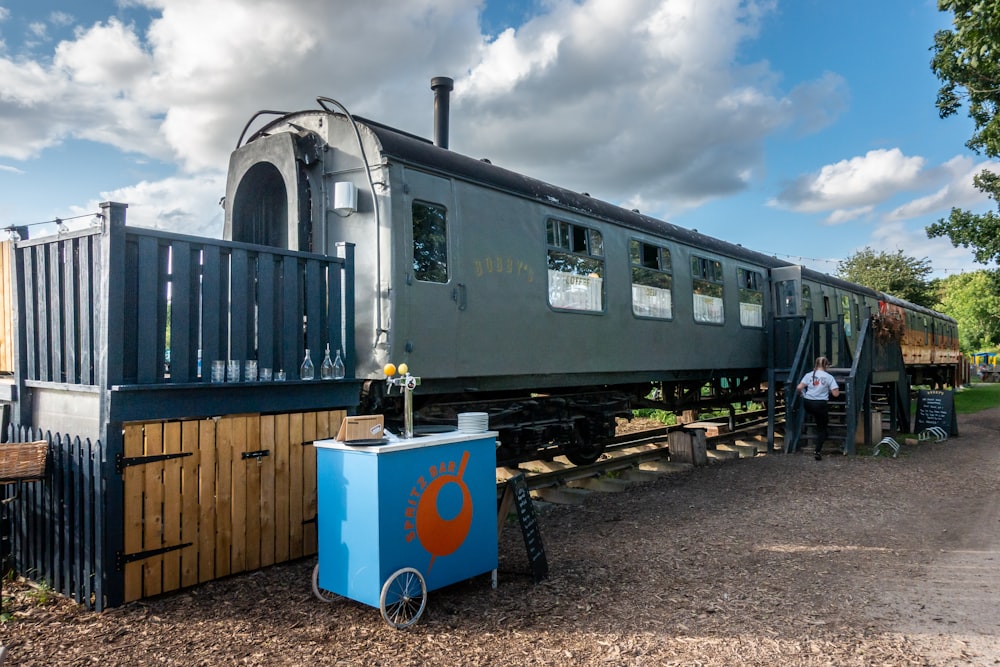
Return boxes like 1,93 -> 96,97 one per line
507,473 -> 548,582
914,389 -> 959,436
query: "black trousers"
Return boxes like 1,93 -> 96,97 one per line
803,399 -> 830,454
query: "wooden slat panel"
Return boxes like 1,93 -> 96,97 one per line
35,247 -> 50,381
288,412 -> 304,559
200,246 -> 224,368
229,249 -> 250,363
117,410 -> 348,602
78,239 -> 93,384
259,415 -> 276,568
48,243 -> 63,382
279,258 -> 300,380
303,259 -> 322,363
180,420 -> 200,588
123,424 -> 145,602
326,264 -> 344,363
229,416 -> 247,574
168,241 -> 193,382
135,236 -> 160,383
162,422 -> 182,592
273,413 -> 290,563
244,416 -> 262,571
62,239 -> 78,384
257,256 -> 275,371
302,412 -> 318,555
0,241 -> 14,373
198,419 -> 217,584
215,417 -> 233,578
142,423 -> 164,597
21,248 -> 37,380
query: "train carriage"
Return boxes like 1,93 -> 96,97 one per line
223,83 -> 959,464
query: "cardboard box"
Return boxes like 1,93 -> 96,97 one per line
336,415 -> 385,442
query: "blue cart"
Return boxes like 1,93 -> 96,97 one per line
312,431 -> 499,628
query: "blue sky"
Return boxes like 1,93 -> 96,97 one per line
0,0 -> 995,278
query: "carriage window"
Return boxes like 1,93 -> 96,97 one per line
412,201 -> 448,283
841,295 -> 851,337
546,219 -> 604,312
737,268 -> 763,328
691,256 -> 724,324
630,239 -> 672,319
801,284 -> 812,315
776,280 -> 797,316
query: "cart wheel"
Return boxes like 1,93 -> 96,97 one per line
311,563 -> 337,603
379,567 -> 427,629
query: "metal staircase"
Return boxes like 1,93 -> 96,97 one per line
768,311 -> 910,455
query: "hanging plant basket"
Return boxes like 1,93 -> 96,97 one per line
0,441 -> 49,482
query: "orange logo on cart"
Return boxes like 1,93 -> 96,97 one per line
404,450 -> 473,571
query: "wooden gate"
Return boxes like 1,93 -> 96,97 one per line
120,409 -> 344,602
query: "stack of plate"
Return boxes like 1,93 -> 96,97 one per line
457,412 -> 489,433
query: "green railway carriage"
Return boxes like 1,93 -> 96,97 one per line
223,86 -> 958,465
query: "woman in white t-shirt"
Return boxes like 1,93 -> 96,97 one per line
796,356 -> 840,460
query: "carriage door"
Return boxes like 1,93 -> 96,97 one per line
402,169 -> 458,376
770,266 -> 803,368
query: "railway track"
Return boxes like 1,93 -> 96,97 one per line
497,416 -> 785,504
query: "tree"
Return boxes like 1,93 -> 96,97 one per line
928,1 -> 1000,265
934,269 -> 1000,352
836,247 -> 935,307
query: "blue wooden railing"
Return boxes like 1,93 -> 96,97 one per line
13,203 -> 355,388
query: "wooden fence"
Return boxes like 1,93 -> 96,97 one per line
1,409 -> 344,610
13,214 -> 354,388
1,202 -> 361,609
1,427 -> 106,610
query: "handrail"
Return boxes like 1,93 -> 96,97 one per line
782,312 -> 814,453
843,316 -> 874,455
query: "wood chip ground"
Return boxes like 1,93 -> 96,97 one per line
2,407 -> 999,666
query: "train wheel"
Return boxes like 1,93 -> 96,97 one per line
379,567 -> 427,629
563,431 -> 605,466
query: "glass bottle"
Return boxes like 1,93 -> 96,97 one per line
333,348 -> 346,379
300,349 -> 315,380
320,344 -> 335,380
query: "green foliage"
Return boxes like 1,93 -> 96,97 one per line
934,269 -> 1000,351
836,247 -> 935,306
632,409 -> 677,425
929,2 -> 1000,265
25,580 -> 55,606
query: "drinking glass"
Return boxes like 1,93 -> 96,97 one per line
211,360 -> 226,383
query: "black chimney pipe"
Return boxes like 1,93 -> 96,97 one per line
431,76 -> 454,149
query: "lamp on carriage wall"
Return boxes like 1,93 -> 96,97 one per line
330,181 -> 358,216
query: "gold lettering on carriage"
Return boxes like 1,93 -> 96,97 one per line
473,256 -> 534,282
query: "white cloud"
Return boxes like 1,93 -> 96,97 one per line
49,11 -> 74,27
454,0 -> 824,212
771,148 -> 926,217
865,219 -> 977,274
0,0 -> 838,215
887,156 -> 999,221
3,0 -> 932,252
87,173 -> 227,239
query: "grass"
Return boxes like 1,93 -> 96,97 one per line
954,382 -> 1000,414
